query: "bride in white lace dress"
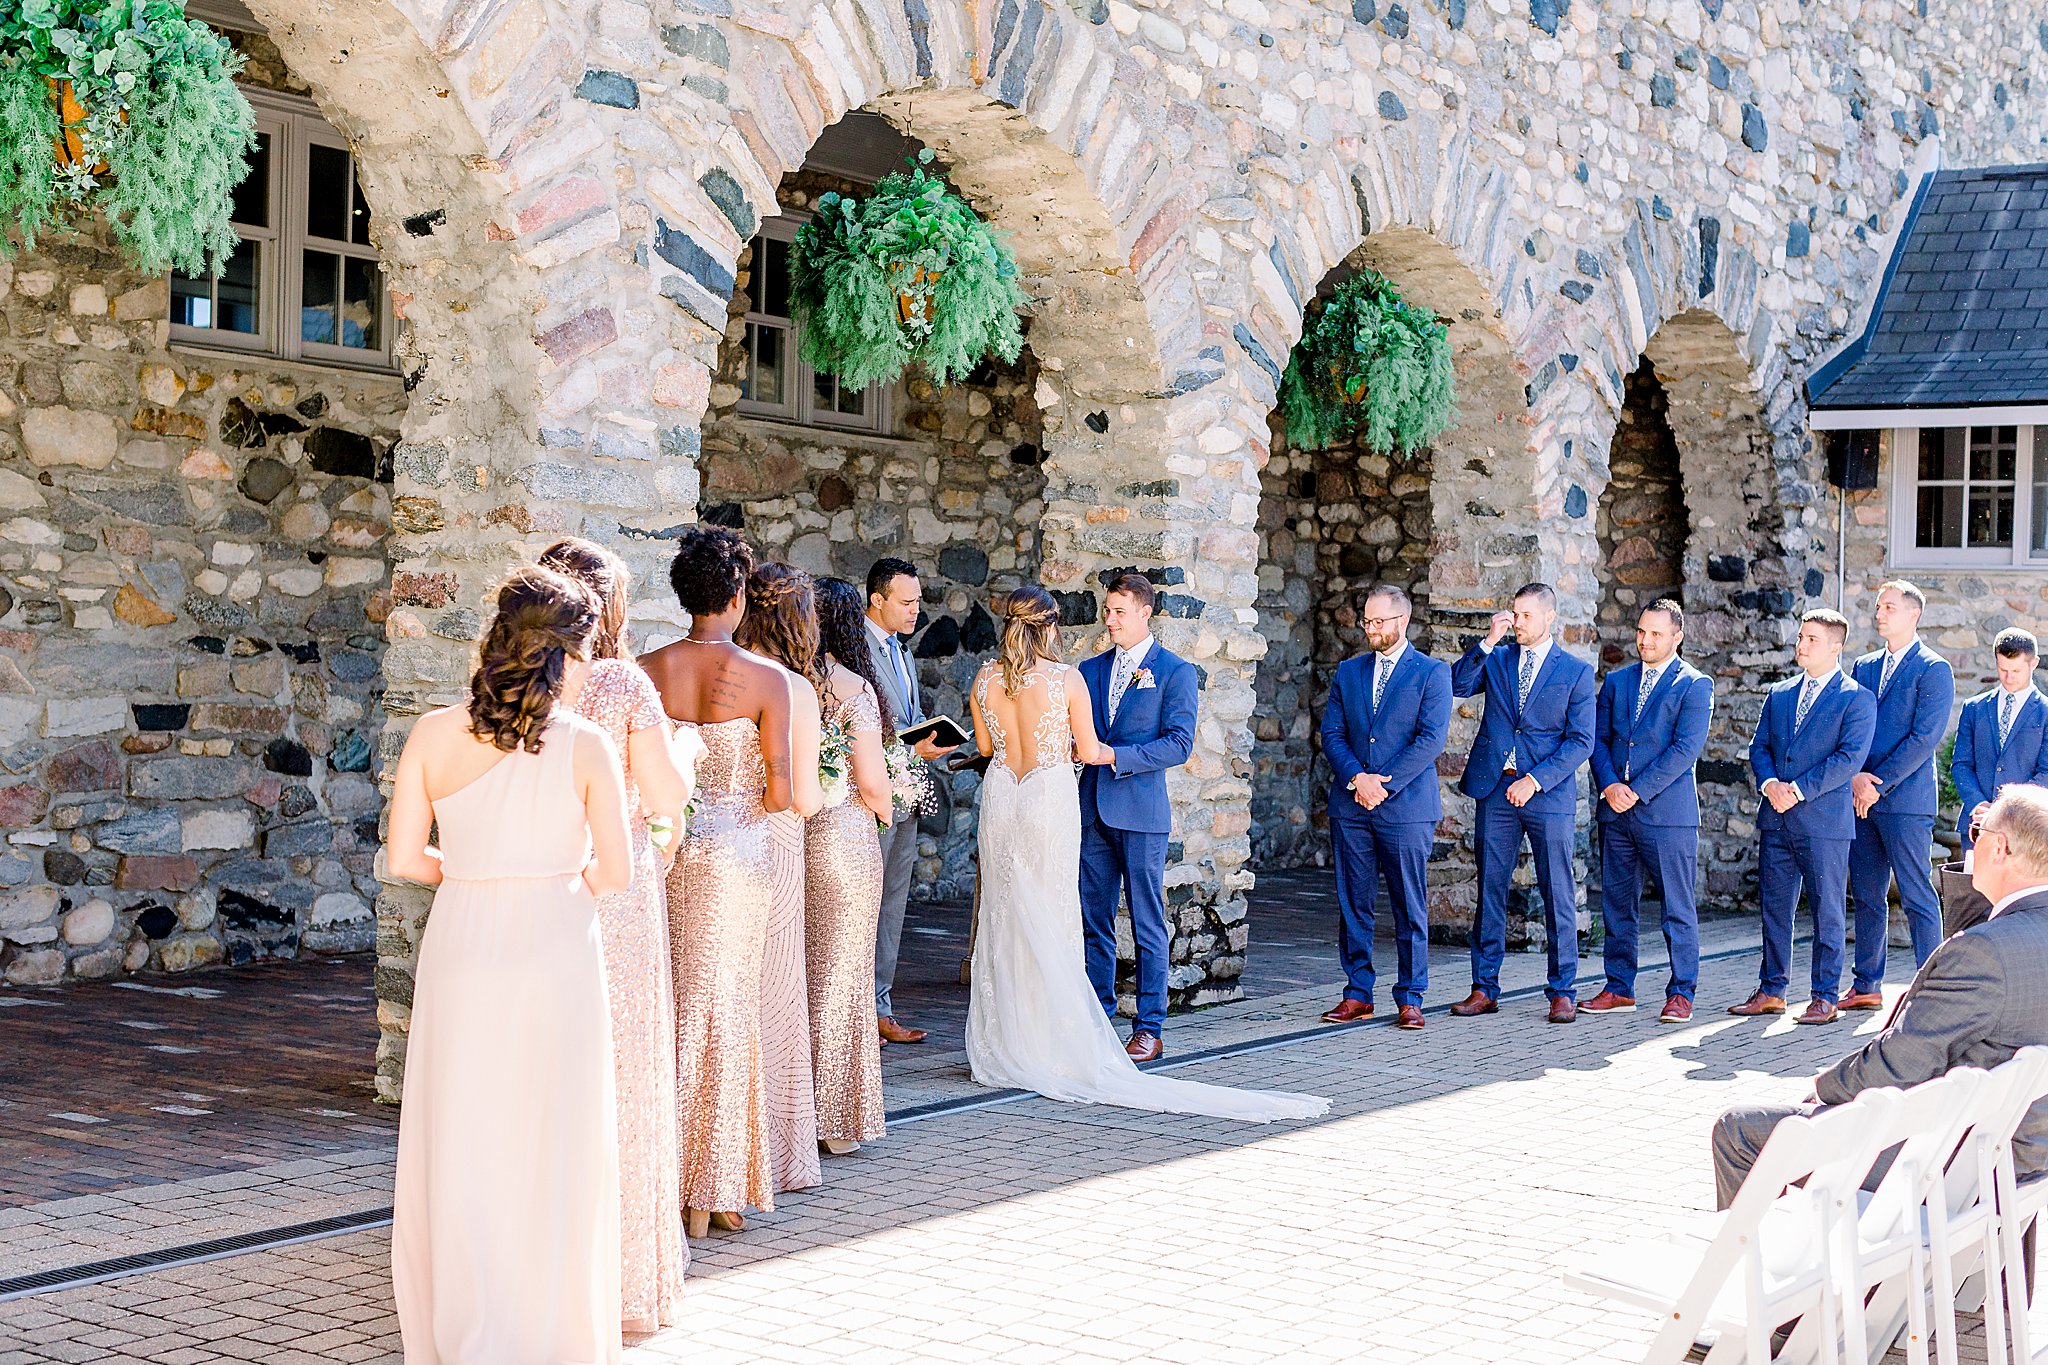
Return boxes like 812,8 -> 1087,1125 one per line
966,587 -> 1328,1122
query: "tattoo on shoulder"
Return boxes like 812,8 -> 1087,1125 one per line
709,672 -> 742,706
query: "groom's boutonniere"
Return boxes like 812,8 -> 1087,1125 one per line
1131,667 -> 1156,691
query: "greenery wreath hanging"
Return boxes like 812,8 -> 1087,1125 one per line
788,150 -> 1027,390
1277,270 -> 1457,454
0,0 -> 257,276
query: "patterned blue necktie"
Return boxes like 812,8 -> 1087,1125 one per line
1795,676 -> 1820,730
2001,689 -> 2021,746
1879,650 -> 1900,697
1506,647 -> 1537,770
1373,651 -> 1393,709
1635,665 -> 1660,721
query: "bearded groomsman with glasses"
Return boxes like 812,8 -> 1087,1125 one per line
1318,584 -> 1452,1032
1582,601 -> 1714,1025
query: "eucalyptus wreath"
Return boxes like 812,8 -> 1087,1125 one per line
0,0 -> 256,275
788,150 -> 1026,389
1277,270 -> 1457,454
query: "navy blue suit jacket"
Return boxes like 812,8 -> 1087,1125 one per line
1450,639 -> 1596,816
1748,671 -> 1878,841
1077,642 -> 1197,836
1589,657 -> 1714,827
1322,646 -> 1452,826
1952,686 -> 2048,841
1849,641 -> 1955,818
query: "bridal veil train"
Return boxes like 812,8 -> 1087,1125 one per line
965,655 -> 1328,1124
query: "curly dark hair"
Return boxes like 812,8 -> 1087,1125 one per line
469,565 -> 600,753
538,536 -> 628,660
735,562 -> 822,688
815,576 -> 894,734
668,525 -> 755,618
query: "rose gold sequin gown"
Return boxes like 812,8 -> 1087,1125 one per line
760,803 -> 821,1194
667,718 -> 774,1214
572,660 -> 687,1333
803,687 -> 887,1143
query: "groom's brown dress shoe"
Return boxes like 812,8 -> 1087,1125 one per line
1838,990 -> 1884,1011
1320,999 -> 1373,1023
1125,1031 -> 1162,1062
1449,989 -> 1498,1017
878,1016 -> 927,1045
1726,991 -> 1787,1016
1547,996 -> 1578,1024
1395,1004 -> 1425,1030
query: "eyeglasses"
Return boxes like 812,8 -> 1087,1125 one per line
1979,823 -> 2008,850
1360,615 -> 1406,629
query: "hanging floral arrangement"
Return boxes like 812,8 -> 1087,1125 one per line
788,150 -> 1026,390
0,0 -> 257,276
1277,270 -> 1457,454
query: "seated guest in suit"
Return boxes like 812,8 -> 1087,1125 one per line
1712,783 -> 2048,1208
1844,580 -> 1955,1009
1730,608 -> 1876,1026
1953,628 -> 2048,853
1318,584 -> 1452,1032
1449,582 -> 1597,1024
1583,600 -> 1713,1025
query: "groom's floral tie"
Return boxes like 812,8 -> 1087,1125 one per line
1108,649 -> 1134,723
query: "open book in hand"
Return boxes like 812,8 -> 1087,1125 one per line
897,715 -> 969,750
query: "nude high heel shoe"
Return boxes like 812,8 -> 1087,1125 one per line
821,1138 -> 860,1156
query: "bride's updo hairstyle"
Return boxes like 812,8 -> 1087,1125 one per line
668,524 -> 754,618
995,585 -> 1061,695
734,561 -> 823,688
537,536 -> 628,660
469,565 -> 601,753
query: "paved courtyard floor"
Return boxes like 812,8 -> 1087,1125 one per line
0,876 -> 2004,1363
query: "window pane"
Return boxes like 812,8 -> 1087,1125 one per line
1918,484 -> 1963,548
2035,429 -> 2048,556
232,131 -> 270,228
350,167 -> 372,246
1919,428 -> 1962,481
341,256 -> 381,350
301,249 -> 339,344
813,370 -> 835,412
1969,489 -> 2015,548
836,381 -> 868,417
744,322 -> 784,405
306,143 -> 350,240
171,239 -> 259,334
172,272 -> 212,329
1971,426 -> 2018,482
747,238 -> 766,312
763,238 -> 790,318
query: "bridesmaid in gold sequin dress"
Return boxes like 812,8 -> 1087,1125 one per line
540,538 -> 694,1332
640,528 -> 796,1240
733,563 -> 825,1196
805,578 -> 892,1152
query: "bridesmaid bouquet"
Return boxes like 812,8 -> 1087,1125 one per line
818,718 -> 853,809
883,740 -> 936,818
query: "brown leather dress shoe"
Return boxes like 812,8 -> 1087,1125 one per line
1838,990 -> 1884,1011
878,1016 -> 928,1045
1547,996 -> 1578,1024
1321,999 -> 1374,1023
1449,989 -> 1498,1017
1726,992 -> 1787,1016
1579,990 -> 1637,1014
1125,1031 -> 1162,1062
1395,1004 -> 1425,1030
1795,999 -> 1841,1025
1658,995 -> 1693,1024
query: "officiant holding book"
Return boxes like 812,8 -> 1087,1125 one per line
866,558 -> 957,1045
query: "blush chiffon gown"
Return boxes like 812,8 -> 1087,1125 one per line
392,712 -> 622,1365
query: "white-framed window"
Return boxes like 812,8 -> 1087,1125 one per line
737,221 -> 888,432
170,88 -> 393,370
1890,424 -> 2048,568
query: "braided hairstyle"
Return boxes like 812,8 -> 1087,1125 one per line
815,576 -> 894,734
734,562 -> 822,688
996,585 -> 1061,696
469,565 -> 601,752
537,536 -> 629,660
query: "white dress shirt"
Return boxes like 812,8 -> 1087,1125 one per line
1990,880 -> 2048,920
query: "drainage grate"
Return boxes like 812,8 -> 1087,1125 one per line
0,1207 -> 393,1302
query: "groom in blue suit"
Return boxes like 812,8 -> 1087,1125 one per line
1953,629 -> 2048,852
1449,582 -> 1598,1024
1077,572 -> 1198,1063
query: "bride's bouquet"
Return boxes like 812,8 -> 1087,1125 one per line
883,740 -> 936,820
818,718 -> 853,809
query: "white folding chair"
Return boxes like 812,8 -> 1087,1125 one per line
1982,1047 -> 2048,1364
1564,1090 -> 1905,1364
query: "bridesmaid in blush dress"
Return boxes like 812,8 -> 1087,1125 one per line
389,566 -> 634,1365
733,562 -> 825,1196
805,578 -> 892,1154
539,537 -> 694,1334
640,527 -> 795,1240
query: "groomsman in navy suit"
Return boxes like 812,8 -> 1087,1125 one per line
1582,600 -> 1714,1025
1730,608 -> 1877,1025
1844,580 -> 1955,1007
1953,628 -> 2048,851
1318,584 -> 1452,1032
1449,582 -> 1598,1024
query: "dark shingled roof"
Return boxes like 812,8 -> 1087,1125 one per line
1808,163 -> 2048,411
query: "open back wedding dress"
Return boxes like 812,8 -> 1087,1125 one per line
966,662 -> 1329,1123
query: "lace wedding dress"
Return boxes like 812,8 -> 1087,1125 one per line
966,663 -> 1329,1123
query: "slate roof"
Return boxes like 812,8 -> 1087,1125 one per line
1807,163 -> 2048,411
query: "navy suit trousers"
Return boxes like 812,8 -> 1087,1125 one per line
1597,811 -> 1700,1000
1472,792 -> 1578,1000
1758,827 -> 1849,1002
1079,817 -> 1169,1034
1848,812 -> 1941,991
1331,816 -> 1432,1007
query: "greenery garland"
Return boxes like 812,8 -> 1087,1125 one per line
0,0 -> 256,276
789,150 -> 1026,389
1277,270 -> 1457,454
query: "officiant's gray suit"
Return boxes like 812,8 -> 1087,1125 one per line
868,618 -> 924,1020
